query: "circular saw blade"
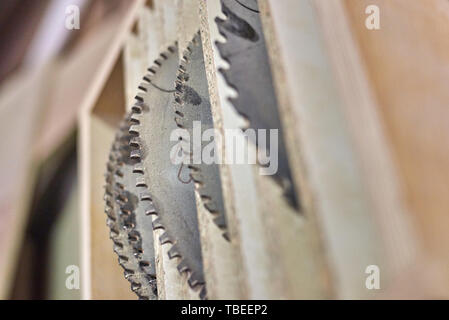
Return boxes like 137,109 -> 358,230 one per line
174,32 -> 229,240
215,0 -> 300,209
104,119 -> 158,300
129,44 -> 207,299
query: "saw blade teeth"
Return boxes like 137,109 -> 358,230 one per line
174,110 -> 184,118
153,58 -> 165,67
106,197 -> 115,207
177,259 -> 190,274
147,67 -> 157,75
133,164 -> 144,174
138,82 -> 149,92
131,282 -> 142,291
115,169 -> 124,178
144,202 -> 157,216
115,181 -> 124,190
135,177 -> 147,188
104,114 -> 158,300
190,169 -> 202,182
159,232 -> 172,245
167,245 -> 181,259
173,32 -> 230,239
132,104 -> 143,114
118,255 -> 129,264
152,218 -> 164,230
105,212 -> 116,223
135,93 -> 145,102
130,149 -> 141,160
109,227 -> 119,237
130,114 -> 141,124
129,124 -> 140,136
139,260 -> 150,268
178,64 -> 187,74
167,45 -> 176,54
203,201 -> 217,214
140,192 -> 152,202
215,0 -> 300,209
128,231 -> 140,243
187,272 -> 204,288
175,79 -> 183,91
213,214 -> 227,230
113,239 -> 124,250
104,195 -> 112,205
106,163 -> 114,173
130,41 -> 208,299
174,116 -> 186,129
129,137 -> 140,148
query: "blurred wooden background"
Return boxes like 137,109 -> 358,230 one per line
1,0 -> 449,299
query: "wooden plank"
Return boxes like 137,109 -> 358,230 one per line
78,0 -> 146,299
330,0 -> 449,297
255,0 -> 396,298
80,56 -> 136,300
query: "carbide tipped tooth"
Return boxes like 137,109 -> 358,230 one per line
152,218 -> 164,230
154,58 -> 163,66
175,116 -> 185,128
131,282 -> 142,291
118,255 -> 129,264
213,215 -> 227,230
113,240 -> 124,249
128,232 -> 139,242
133,164 -> 144,174
178,64 -> 187,73
130,113 -> 141,123
109,226 -> 119,237
106,218 -> 116,227
115,169 -> 123,178
190,170 -> 202,182
106,211 -> 116,221
133,251 -> 143,260
204,202 -> 218,214
135,177 -> 147,187
144,202 -> 157,216
167,245 -> 181,259
130,150 -> 141,160
115,182 -> 124,189
159,232 -> 172,244
139,260 -> 150,268
140,192 -> 152,202
188,273 -> 202,288
129,137 -> 140,148
123,269 -> 133,278
135,93 -> 144,102
138,82 -> 149,92
167,45 -> 176,53
129,125 -> 140,135
132,104 -> 143,114
177,259 -> 190,274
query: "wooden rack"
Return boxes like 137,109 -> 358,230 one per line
75,0 -> 449,299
